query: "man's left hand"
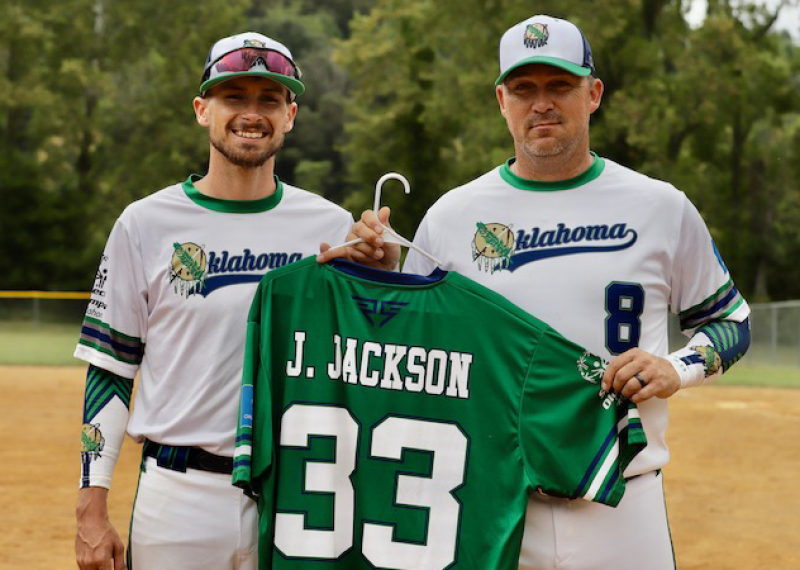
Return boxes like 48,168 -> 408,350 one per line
601,348 -> 681,404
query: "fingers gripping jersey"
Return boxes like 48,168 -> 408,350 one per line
233,258 -> 646,570
403,156 -> 750,475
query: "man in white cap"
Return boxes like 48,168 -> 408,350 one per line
321,14 -> 751,570
75,32 -> 353,570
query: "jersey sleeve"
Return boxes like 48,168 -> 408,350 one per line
233,282 -> 274,496
671,195 -> 749,333
74,216 -> 147,378
519,328 -> 647,507
403,212 -> 439,276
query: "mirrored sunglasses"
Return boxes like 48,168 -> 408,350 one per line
204,48 -> 300,83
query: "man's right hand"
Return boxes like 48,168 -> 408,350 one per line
76,487 -> 126,570
317,207 -> 402,271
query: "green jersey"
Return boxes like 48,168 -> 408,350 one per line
234,257 -> 646,570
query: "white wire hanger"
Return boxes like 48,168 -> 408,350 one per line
331,172 -> 442,267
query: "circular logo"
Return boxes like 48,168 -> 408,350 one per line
171,242 -> 207,281
473,223 -> 515,259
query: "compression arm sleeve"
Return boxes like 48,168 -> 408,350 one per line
79,364 -> 133,489
667,318 -> 751,389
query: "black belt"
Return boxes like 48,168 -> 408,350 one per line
143,439 -> 233,475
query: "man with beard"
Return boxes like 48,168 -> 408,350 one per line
319,15 -> 750,570
74,32 -> 352,570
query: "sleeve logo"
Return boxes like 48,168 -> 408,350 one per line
577,351 -> 608,384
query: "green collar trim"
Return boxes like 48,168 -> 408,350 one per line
499,153 -> 605,191
182,174 -> 284,213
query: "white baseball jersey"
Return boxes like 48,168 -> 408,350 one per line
404,155 -> 749,476
75,175 -> 353,456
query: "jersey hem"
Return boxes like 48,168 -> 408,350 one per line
74,346 -> 139,379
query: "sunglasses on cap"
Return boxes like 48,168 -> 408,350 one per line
202,48 -> 301,84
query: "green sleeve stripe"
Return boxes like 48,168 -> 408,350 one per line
79,317 -> 144,365
83,316 -> 141,342
78,339 -> 142,365
701,320 -> 742,352
704,326 -> 722,348
680,291 -> 744,330
695,319 -> 751,372
717,297 -> 745,320
83,365 -> 133,422
678,279 -> 734,318
725,325 -> 735,348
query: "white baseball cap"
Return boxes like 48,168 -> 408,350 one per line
200,32 -> 304,96
496,15 -> 595,85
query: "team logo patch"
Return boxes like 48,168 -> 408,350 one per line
169,242 -> 208,297
473,222 -> 515,273
691,345 -> 722,376
472,220 -> 638,274
168,241 -> 304,298
577,351 -> 608,384
243,39 -> 267,48
81,423 -> 105,458
353,296 -> 409,327
524,23 -> 549,49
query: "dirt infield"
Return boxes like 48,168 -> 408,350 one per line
1,366 -> 798,569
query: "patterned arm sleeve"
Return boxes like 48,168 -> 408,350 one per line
520,329 -> 647,507
668,196 -> 751,387
668,318 -> 751,388
79,364 -> 133,489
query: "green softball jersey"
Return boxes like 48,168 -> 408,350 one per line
233,257 -> 646,570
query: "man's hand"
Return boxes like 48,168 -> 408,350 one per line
76,487 -> 126,570
601,348 -> 681,404
317,207 -> 402,271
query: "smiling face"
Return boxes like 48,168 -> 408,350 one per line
193,76 -> 297,169
496,63 -> 603,168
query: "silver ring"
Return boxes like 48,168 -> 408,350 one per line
634,373 -> 648,388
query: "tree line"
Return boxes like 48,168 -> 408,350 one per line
1,0 -> 798,301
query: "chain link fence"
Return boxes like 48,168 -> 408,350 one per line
3,292 -> 799,368
0,293 -> 89,365
669,300 -> 800,369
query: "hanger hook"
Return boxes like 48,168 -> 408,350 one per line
374,172 -> 411,214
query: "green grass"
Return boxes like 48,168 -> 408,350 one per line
717,362 -> 800,389
2,320 -> 800,389
0,321 -> 82,365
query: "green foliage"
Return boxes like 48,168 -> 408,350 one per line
1,0 -> 800,301
336,0 -> 800,299
246,0 -> 371,203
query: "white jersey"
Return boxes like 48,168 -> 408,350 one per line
404,156 -> 749,475
75,175 -> 353,456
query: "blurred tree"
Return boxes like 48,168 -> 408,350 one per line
0,0 -> 105,289
336,0 -> 800,299
1,0 -> 799,300
245,0 -> 374,203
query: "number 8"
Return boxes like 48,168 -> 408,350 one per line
605,282 -> 645,355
